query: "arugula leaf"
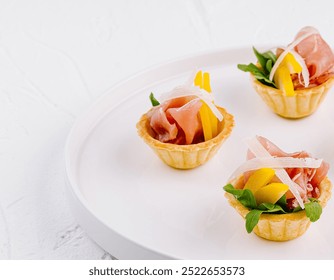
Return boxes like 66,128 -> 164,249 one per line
258,202 -> 275,211
149,92 -> 160,106
245,209 -> 263,233
237,47 -> 277,88
223,184 -> 244,198
270,204 -> 287,213
238,189 -> 257,209
258,202 -> 287,213
266,59 -> 273,72
253,73 -> 276,87
253,47 -> 268,74
258,202 -> 276,211
293,205 -> 302,213
262,50 -> 277,63
237,63 -> 276,87
223,184 -> 257,209
305,201 -> 322,222
277,194 -> 287,207
237,63 -> 261,73
276,194 -> 289,212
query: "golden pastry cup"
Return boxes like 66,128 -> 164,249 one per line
225,176 -> 332,241
136,106 -> 234,169
251,75 -> 334,119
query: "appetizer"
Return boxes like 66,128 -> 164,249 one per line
223,136 -> 332,241
136,70 -> 234,169
238,26 -> 334,118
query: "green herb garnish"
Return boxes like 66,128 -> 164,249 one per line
237,47 -> 277,88
245,210 -> 262,233
223,184 -> 323,233
149,92 -> 160,106
305,198 -> 322,222
223,184 -> 257,209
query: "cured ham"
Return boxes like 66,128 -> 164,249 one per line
148,96 -> 204,145
311,160 -> 330,188
292,26 -> 334,88
245,136 -> 329,207
167,99 -> 203,144
149,106 -> 178,143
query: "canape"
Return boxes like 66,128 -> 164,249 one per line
223,136 -> 331,241
136,71 -> 234,169
238,27 -> 334,118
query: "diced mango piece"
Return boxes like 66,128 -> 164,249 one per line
203,72 -> 217,137
203,72 -> 212,93
194,70 -> 218,141
199,104 -> 213,141
283,53 -> 302,73
194,70 -> 203,88
274,65 -> 295,96
274,53 -> 302,97
254,183 -> 289,205
208,111 -> 218,138
244,168 -> 276,194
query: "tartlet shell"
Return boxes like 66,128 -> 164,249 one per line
251,75 -> 334,119
136,106 -> 234,169
225,176 -> 332,241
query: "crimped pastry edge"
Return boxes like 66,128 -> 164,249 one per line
224,176 -> 332,241
250,75 -> 334,119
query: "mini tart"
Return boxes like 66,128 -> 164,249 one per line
225,176 -> 332,241
136,106 -> 234,169
251,75 -> 334,119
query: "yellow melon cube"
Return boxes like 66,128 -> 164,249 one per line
254,183 -> 289,205
244,168 -> 275,194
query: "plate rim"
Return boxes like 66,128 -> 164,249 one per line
64,46 -> 299,260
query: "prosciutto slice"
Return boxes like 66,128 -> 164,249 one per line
167,99 -> 202,144
149,96 -> 203,145
245,136 -> 329,204
149,107 -> 178,143
293,26 -> 334,88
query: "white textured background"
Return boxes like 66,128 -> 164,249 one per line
1,0 -> 334,259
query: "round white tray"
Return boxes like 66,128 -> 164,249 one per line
65,48 -> 334,259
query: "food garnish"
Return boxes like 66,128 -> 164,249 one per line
237,47 -> 277,88
149,92 -> 160,106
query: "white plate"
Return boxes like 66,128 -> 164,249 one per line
65,48 -> 334,259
